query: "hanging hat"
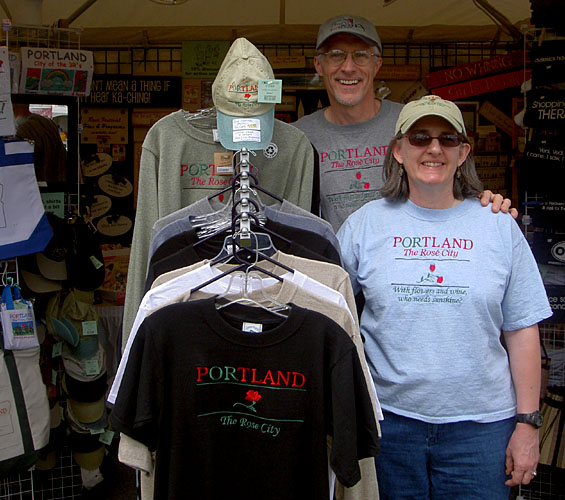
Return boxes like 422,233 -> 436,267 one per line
35,212 -> 73,281
51,316 -> 99,360
62,342 -> 106,383
67,396 -> 105,425
62,371 -> 108,403
68,429 -> 106,470
66,402 -> 108,432
66,217 -> 105,292
212,38 -> 275,151
19,253 -> 63,294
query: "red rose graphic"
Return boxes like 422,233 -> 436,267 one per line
234,390 -> 262,413
364,183 -> 370,189
430,264 -> 435,272
356,172 -> 361,180
244,93 -> 251,99
437,276 -> 443,284
245,390 -> 262,403
219,194 -> 224,202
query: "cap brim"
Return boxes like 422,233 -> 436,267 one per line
68,397 -> 106,424
399,112 -> 465,135
317,32 -> 380,52
216,107 -> 274,151
21,269 -> 62,293
36,253 -> 67,281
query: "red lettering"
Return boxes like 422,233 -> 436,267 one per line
250,368 -> 262,384
180,164 -> 189,176
262,370 -> 275,385
291,372 -> 305,388
276,371 -> 290,386
196,366 -> 208,382
237,367 -> 250,382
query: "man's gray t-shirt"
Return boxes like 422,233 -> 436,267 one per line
294,100 -> 403,231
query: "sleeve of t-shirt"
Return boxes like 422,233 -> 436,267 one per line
110,321 -> 162,451
501,220 -> 553,331
328,346 -> 380,487
336,218 -> 362,296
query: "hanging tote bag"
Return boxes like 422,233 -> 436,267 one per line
1,283 -> 39,351
0,138 -> 52,260
0,341 -> 50,475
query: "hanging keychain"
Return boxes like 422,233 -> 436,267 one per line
1,279 -> 39,350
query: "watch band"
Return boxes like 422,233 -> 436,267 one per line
516,411 -> 544,429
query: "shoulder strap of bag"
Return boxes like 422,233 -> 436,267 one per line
1,348 -> 35,455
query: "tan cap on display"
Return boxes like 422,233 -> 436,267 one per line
395,95 -> 467,135
212,37 -> 275,151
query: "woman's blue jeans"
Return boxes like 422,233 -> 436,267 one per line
375,411 -> 515,500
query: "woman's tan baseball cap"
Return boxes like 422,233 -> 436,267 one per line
395,95 -> 467,135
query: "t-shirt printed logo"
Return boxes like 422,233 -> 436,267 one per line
350,171 -> 371,191
417,263 -> 443,284
195,365 -> 306,439
391,235 -> 473,305
179,162 -> 258,189
321,144 -> 387,214
321,144 -> 387,170
233,389 -> 262,413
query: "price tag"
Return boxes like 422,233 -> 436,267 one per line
84,359 -> 100,376
89,427 -> 105,435
99,430 -> 115,445
90,255 -> 104,270
52,342 -> 63,357
51,369 -> 58,386
82,320 -> 98,336
258,79 -> 282,103
214,152 -> 234,176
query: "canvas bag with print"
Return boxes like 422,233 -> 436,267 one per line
0,342 -> 50,474
1,283 -> 39,350
0,138 -> 52,260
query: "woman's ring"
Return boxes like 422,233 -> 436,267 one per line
531,471 -> 537,477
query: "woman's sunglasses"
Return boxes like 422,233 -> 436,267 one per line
405,133 -> 462,148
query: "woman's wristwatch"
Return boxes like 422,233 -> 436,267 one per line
516,411 -> 544,429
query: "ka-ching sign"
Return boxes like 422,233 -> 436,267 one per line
19,47 -> 94,97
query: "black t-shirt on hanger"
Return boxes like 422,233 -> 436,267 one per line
110,298 -> 379,500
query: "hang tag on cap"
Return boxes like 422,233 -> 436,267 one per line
258,79 -> 282,104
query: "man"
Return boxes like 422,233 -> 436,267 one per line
294,14 -> 514,231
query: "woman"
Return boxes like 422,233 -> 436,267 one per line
337,95 -> 552,499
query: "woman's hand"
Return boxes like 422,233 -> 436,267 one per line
504,423 -> 540,486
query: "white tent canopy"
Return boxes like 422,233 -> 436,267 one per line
1,0 -> 532,45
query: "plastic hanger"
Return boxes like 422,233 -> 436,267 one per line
181,107 -> 217,121
214,234 -> 290,318
215,270 -> 289,319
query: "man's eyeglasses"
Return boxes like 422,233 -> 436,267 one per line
319,49 -> 378,66
405,133 -> 463,148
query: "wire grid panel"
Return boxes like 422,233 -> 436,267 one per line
0,447 -> 83,500
2,24 -> 82,51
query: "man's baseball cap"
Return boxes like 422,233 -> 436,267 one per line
316,14 -> 382,55
395,95 -> 467,135
212,37 -> 275,151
